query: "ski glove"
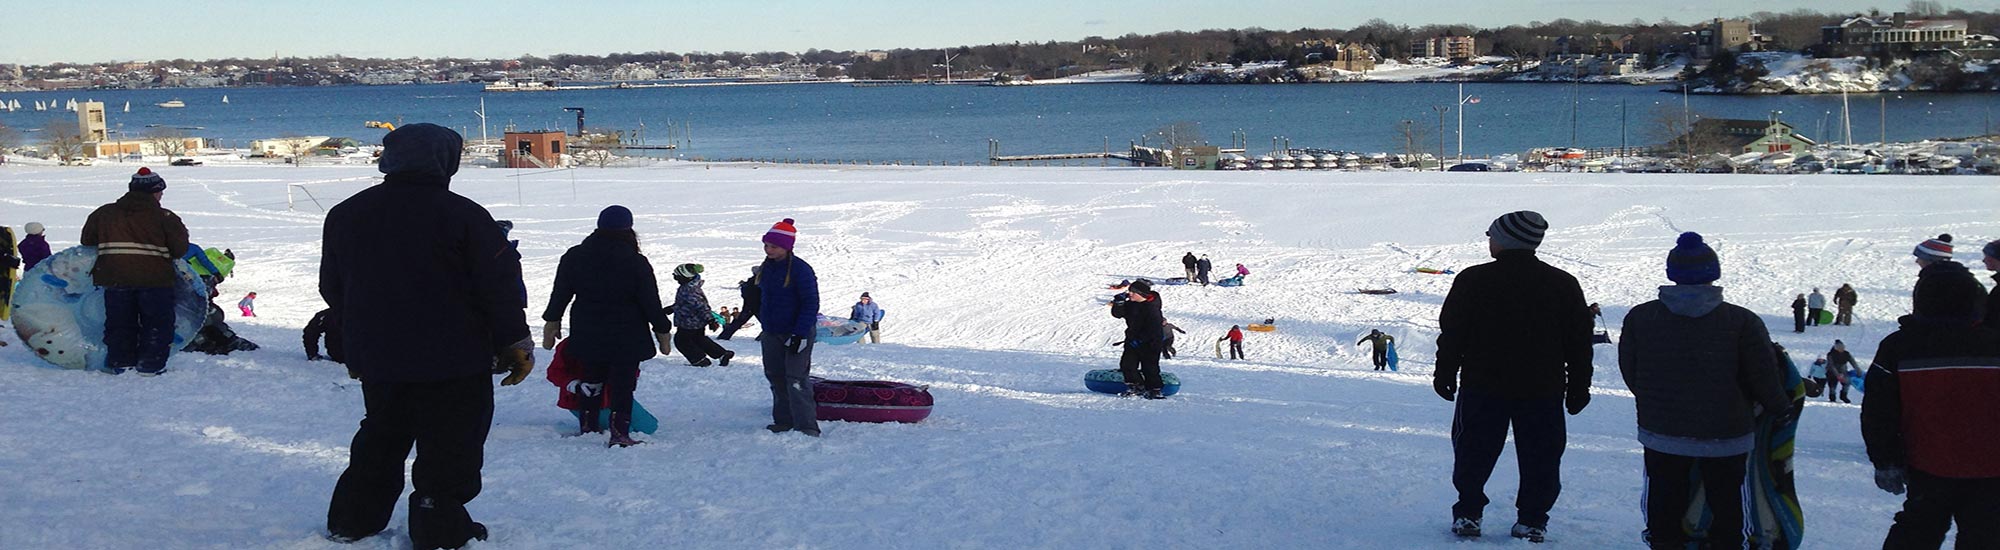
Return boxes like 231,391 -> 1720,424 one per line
542,321 -> 562,350
655,332 -> 672,356
784,335 -> 810,355
496,338 -> 536,386
1566,390 -> 1591,415
565,380 -> 603,398
1433,377 -> 1456,402
1874,467 -> 1907,495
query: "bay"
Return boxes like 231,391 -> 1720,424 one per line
0,82 -> 1991,162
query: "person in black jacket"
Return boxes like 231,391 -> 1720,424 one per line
1110,279 -> 1167,399
304,308 -> 345,364
1790,294 -> 1807,333
1195,255 -> 1213,286
1433,211 -> 1592,543
1358,329 -> 1394,371
1181,252 -> 1198,282
1861,260 -> 2000,549
541,206 -> 674,446
1618,232 -> 1787,550
716,266 -> 761,341
322,124 -> 533,550
1824,340 -> 1859,403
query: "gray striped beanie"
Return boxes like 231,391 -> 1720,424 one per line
1488,211 -> 1548,251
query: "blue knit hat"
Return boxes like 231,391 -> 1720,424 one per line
128,167 -> 166,193
597,205 -> 633,230
1666,232 -> 1720,284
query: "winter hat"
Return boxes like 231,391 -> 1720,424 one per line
1665,232 -> 1721,285
128,167 -> 166,193
1914,234 -> 1954,262
763,218 -> 798,250
1984,240 -> 2000,260
1128,278 -> 1153,294
24,222 -> 44,235
597,205 -> 633,230
1913,261 -> 1985,320
860,292 -> 871,298
673,263 -> 703,279
1487,210 -> 1548,251
377,123 -> 463,178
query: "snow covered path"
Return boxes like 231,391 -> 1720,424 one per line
1,163 -> 1991,548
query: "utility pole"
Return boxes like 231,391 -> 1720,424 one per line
1433,105 -> 1451,171
472,97 -> 489,145
1456,83 -> 1479,163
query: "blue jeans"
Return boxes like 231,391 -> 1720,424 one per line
103,286 -> 176,372
1451,389 -> 1567,528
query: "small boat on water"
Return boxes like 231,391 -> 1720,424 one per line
123,101 -> 130,112
175,126 -> 205,130
156,99 -> 186,108
221,95 -> 229,104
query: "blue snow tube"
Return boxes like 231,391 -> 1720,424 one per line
1084,369 -> 1181,396
815,315 -> 871,346
10,246 -> 209,372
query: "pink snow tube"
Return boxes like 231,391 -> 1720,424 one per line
812,378 -> 934,423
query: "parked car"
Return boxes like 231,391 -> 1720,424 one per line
1447,163 -> 1490,172
170,158 -> 203,166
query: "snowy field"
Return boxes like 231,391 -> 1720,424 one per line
1,163 -> 1995,549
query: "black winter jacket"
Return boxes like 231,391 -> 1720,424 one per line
320,125 -> 529,383
1861,316 -> 2000,477
1619,285 -> 1787,440
738,276 -> 763,315
542,233 -> 672,365
1111,293 -> 1165,344
1435,249 -> 1594,400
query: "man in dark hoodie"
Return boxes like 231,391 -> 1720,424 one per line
80,167 -> 191,375
1861,258 -> 2000,549
321,124 -> 533,550
1433,211 -> 1593,543
1181,252 -> 1198,282
1619,232 -> 1787,550
1110,278 -> 1167,399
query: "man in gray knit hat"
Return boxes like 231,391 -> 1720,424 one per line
1434,210 -> 1594,543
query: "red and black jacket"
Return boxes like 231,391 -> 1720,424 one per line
1861,315 -> 2000,478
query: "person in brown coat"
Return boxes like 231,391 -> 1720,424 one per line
79,167 -> 190,375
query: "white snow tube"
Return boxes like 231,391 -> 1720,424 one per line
10,246 -> 209,371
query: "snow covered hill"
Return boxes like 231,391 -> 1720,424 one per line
2,163 -> 1993,548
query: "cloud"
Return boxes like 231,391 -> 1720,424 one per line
1083,19 -> 1108,26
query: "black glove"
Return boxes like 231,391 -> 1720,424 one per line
1566,390 -> 1591,415
1433,377 -> 1456,402
1875,467 -> 1907,495
708,321 -> 720,331
784,335 -> 810,354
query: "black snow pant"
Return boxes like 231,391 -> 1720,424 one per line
674,329 -> 728,365
1642,448 -> 1749,550
717,305 -> 757,340
103,286 -> 175,373
1883,471 -> 2000,549
1826,376 -> 1850,403
1119,340 -> 1163,391
327,374 -> 493,550
1809,308 -> 1826,326
1793,310 -> 1806,333
574,360 -> 640,436
761,335 -> 819,435
1837,304 -> 1854,326
1451,389 -> 1565,529
1370,346 -> 1388,370
1228,340 -> 1244,360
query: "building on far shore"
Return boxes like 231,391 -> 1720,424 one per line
1691,18 -> 1766,59
1410,35 -> 1477,62
250,136 -> 332,158
89,137 -> 209,158
1820,12 -> 1971,56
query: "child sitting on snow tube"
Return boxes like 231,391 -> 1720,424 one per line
546,340 -> 659,435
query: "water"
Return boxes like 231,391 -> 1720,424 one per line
1,83 -> 1992,162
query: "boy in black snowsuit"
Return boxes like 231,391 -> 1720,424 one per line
1110,279 -> 1166,399
1358,329 -> 1394,371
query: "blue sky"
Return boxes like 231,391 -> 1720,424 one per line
7,0 -> 1993,64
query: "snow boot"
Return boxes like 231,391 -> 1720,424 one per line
577,409 -> 602,435
1118,386 -> 1143,398
1144,389 -> 1166,400
765,423 -> 792,433
690,358 -> 713,367
1451,517 -> 1482,538
607,433 -> 644,448
1510,523 -> 1546,543
719,350 -> 735,366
